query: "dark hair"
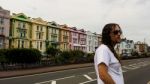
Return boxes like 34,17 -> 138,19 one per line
102,23 -> 121,61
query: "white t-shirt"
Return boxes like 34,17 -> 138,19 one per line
94,44 -> 124,84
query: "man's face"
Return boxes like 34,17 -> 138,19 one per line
110,25 -> 122,44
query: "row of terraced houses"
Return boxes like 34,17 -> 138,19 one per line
0,6 -> 102,53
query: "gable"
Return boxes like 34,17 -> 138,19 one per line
18,15 -> 28,19
11,13 -> 30,22
32,17 -> 47,25
50,21 -> 57,26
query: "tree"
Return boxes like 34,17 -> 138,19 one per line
46,46 -> 61,64
0,49 -> 7,70
6,48 -> 41,64
46,46 -> 60,57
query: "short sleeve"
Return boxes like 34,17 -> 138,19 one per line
95,46 -> 110,67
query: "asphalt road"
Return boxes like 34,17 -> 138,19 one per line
0,58 -> 150,84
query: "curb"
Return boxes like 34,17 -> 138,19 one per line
0,63 -> 93,78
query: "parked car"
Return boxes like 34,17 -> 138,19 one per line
122,53 -> 132,59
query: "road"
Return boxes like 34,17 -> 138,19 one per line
0,58 -> 150,84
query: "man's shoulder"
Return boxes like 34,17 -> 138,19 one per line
96,44 -> 109,51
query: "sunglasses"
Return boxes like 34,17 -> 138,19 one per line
112,30 -> 122,35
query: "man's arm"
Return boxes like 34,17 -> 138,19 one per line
98,63 -> 115,84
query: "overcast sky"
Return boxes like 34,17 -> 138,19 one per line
0,0 -> 150,44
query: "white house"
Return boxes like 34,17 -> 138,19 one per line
116,38 -> 134,57
86,31 -> 101,53
134,41 -> 148,55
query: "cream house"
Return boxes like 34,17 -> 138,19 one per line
31,17 -> 47,53
10,13 -> 31,48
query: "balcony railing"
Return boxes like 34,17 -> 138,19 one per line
17,27 -> 27,30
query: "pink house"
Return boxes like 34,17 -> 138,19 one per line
78,29 -> 87,52
69,27 -> 87,52
0,7 -> 10,49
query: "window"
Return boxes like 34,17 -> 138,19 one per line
36,33 -> 39,39
40,26 -> 42,31
0,27 -> 1,34
37,26 -> 39,31
37,42 -> 39,49
54,36 -> 57,42
22,41 -> 24,48
40,42 -> 42,50
73,33 -> 75,36
66,31 -> 67,36
39,33 -> 41,39
64,31 -> 66,35
75,33 -> 76,36
20,33 -> 23,37
0,38 -> 3,44
18,22 -> 21,28
18,40 -> 20,48
89,36 -> 91,39
23,23 -> 25,28
64,44 -> 65,49
73,38 -> 77,43
55,29 -> 56,34
0,27 -> 4,34
24,32 -> 26,38
0,18 -> 4,24
128,44 -> 131,48
0,38 -> 3,48
0,18 -> 1,24
20,32 -> 25,38
52,29 -> 54,34
41,33 -> 43,39
89,41 -> 91,45
0,39 -> 3,48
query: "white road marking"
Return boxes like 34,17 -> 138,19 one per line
1,60 -> 150,84
83,74 -> 93,81
88,72 -> 95,74
128,64 -> 140,69
138,62 -> 148,67
34,76 -> 75,84
79,79 -> 97,84
122,62 -> 149,70
51,80 -> 56,84
54,76 -> 75,81
122,66 -> 137,70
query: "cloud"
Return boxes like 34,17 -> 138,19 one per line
1,0 -> 150,44
136,0 -> 150,5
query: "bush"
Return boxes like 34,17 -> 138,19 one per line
5,48 -> 41,63
45,46 -> 61,64
86,53 -> 94,62
0,49 -> 7,63
131,51 -> 139,57
56,51 -> 72,64
70,50 -> 85,63
46,46 -> 61,57
55,50 -> 86,64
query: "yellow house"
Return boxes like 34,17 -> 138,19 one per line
31,17 -> 47,53
59,24 -> 70,51
10,13 -> 31,48
47,21 -> 60,49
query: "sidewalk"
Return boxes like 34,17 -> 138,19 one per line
0,63 -> 93,78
